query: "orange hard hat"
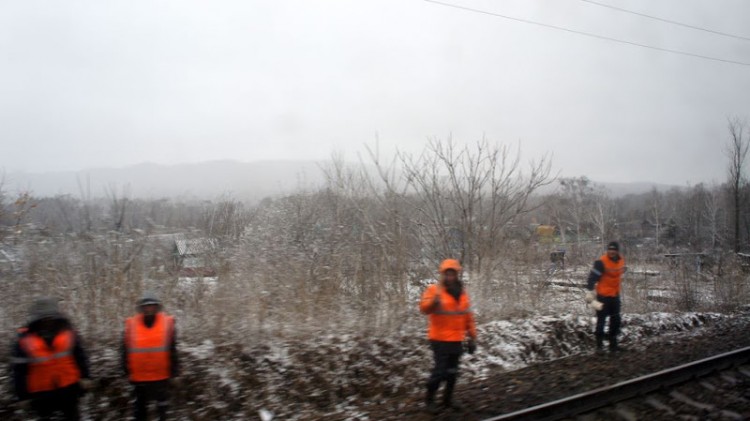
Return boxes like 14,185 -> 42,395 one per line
439,259 -> 462,273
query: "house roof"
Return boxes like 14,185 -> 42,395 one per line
174,238 -> 217,256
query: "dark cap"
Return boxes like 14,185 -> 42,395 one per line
28,297 -> 63,324
607,241 -> 620,252
137,291 -> 161,307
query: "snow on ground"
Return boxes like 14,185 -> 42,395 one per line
0,310 -> 735,420
464,311 -> 724,381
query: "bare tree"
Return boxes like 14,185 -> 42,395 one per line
202,195 -> 254,243
589,187 -> 616,245
77,174 -> 94,233
703,184 -> 725,250
558,176 -> 595,247
396,138 -> 553,273
106,183 -> 131,232
649,188 -> 663,250
11,191 -> 36,233
726,117 -> 749,253
0,171 -> 6,240
544,194 -> 567,244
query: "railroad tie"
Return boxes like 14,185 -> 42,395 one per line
718,409 -> 746,421
613,403 -> 637,421
720,373 -> 739,386
645,397 -> 676,416
698,381 -> 716,392
668,391 -> 715,412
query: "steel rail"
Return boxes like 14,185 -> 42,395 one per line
482,346 -> 750,421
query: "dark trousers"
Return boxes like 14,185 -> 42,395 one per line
31,384 -> 81,421
133,380 -> 170,421
595,295 -> 621,340
426,341 -> 463,403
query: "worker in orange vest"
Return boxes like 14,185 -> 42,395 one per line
10,297 -> 93,421
420,259 -> 477,414
122,291 -> 180,421
585,241 -> 627,352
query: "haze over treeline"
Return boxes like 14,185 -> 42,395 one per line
3,159 -> 683,201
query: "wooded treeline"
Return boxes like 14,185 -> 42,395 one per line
1,119 -> 748,338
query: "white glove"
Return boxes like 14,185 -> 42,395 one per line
584,290 -> 596,303
589,300 -> 604,311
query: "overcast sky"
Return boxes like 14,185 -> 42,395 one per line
1,0 -> 749,185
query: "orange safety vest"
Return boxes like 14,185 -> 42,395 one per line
420,284 -> 477,342
125,313 -> 174,382
595,254 -> 626,297
18,329 -> 81,393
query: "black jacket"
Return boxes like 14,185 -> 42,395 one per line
10,318 -> 90,401
587,259 -> 605,291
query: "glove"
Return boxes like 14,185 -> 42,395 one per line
589,300 -> 604,311
466,338 -> 477,355
79,379 -> 95,391
169,377 -> 182,388
584,290 -> 596,303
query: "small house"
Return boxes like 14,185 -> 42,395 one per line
173,238 -> 218,277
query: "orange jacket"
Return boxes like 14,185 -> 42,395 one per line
18,329 -> 81,393
595,254 -> 626,297
420,284 -> 477,342
125,313 -> 174,382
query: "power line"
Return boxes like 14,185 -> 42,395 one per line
579,0 -> 750,42
423,0 -> 750,67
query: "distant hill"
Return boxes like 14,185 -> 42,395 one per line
5,160 -> 327,201
597,181 -> 683,197
535,180 -> 682,198
5,161 -> 680,201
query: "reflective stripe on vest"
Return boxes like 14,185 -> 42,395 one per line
26,349 -> 73,363
434,308 -> 471,315
128,346 -> 170,353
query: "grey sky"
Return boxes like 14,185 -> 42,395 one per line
1,0 -> 749,185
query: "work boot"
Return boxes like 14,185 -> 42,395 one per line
425,398 -> 440,414
595,335 -> 605,354
157,403 -> 168,421
443,377 -> 463,412
425,387 -> 440,414
609,337 -> 624,353
443,399 -> 464,412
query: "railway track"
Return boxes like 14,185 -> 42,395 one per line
482,346 -> 750,421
